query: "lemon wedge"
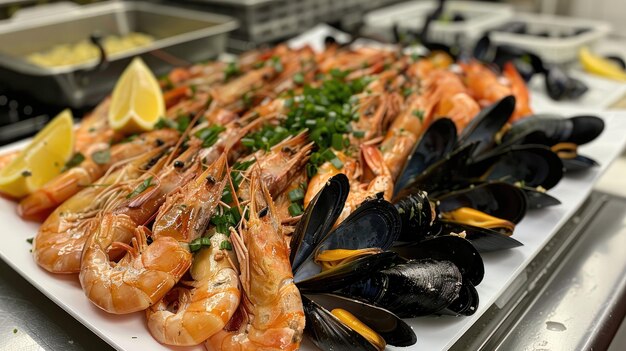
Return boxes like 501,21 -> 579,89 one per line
579,47 -> 626,81
0,109 -> 74,198
109,57 -> 164,134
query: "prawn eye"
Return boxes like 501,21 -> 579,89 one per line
258,207 -> 268,218
174,160 -> 184,168
155,139 -> 165,146
206,175 -> 216,184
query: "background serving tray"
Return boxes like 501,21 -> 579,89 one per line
0,107 -> 625,351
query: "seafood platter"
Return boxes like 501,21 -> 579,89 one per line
1,32 -> 626,351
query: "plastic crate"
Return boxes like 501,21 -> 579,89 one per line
488,13 -> 611,65
363,1 -> 513,47
180,0 -> 399,45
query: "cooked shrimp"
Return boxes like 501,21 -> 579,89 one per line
236,132 -> 313,203
18,129 -> 180,222
152,153 -> 228,244
460,60 -> 511,107
379,95 -> 429,180
79,144 -> 203,314
146,231 -> 240,345
79,217 -> 192,314
74,97 -> 119,154
502,62 -> 533,121
34,146 -> 170,274
206,170 -> 305,351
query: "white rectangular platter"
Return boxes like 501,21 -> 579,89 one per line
1,107 -> 625,351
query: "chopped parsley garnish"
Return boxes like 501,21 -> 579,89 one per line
26,238 -> 33,244
126,176 -> 154,199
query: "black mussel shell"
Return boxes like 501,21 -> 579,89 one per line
306,293 -> 417,347
561,154 -> 599,172
471,145 -> 563,190
437,182 -> 527,223
545,66 -> 588,101
457,95 -> 515,157
440,282 -> 480,316
315,198 -> 401,254
440,221 -> 523,252
302,295 -> 379,351
395,143 -> 478,200
395,191 -> 440,242
291,174 -> 349,271
295,252 -> 398,292
392,235 -> 484,286
395,118 -> 457,195
522,186 -> 561,209
502,115 -> 604,147
341,259 -> 462,318
473,34 -> 492,62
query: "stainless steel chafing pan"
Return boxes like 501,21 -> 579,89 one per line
0,1 -> 238,108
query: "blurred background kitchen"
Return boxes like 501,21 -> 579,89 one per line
0,0 -> 624,144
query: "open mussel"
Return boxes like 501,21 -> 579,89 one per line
521,186 -> 561,209
394,118 -> 457,195
501,114 -> 604,172
437,182 -> 527,224
439,221 -> 523,252
394,190 -> 440,242
457,95 -> 515,157
303,295 -> 381,351
305,293 -> 417,348
290,173 -> 349,271
291,174 -> 418,349
502,114 -> 605,147
469,145 -> 563,190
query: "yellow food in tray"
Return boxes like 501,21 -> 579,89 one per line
26,32 -> 154,68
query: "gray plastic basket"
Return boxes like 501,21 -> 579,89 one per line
181,0 -> 402,45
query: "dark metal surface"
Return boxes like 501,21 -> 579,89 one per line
452,191 -> 626,350
0,260 -> 113,351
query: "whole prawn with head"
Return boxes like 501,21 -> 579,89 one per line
206,169 -> 305,351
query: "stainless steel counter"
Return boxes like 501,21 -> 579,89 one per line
0,261 -> 113,350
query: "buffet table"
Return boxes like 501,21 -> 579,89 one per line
1,26 -> 626,351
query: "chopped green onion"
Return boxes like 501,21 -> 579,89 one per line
224,61 -> 240,81
219,240 -> 232,251
288,188 -> 305,202
321,149 -> 336,161
126,176 -> 154,199
91,149 -> 111,165
330,157 -> 344,169
293,72 -> 305,84
352,130 -> 365,138
288,203 -> 303,216
63,152 -> 85,171
413,109 -> 425,121
331,133 -> 344,150
189,238 -> 202,252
